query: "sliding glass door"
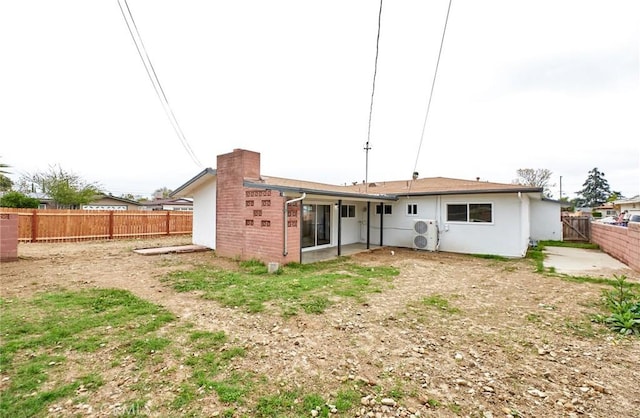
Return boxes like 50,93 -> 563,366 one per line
302,204 -> 331,248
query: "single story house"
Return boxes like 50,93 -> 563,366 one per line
171,149 -> 563,264
592,202 -> 618,218
82,194 -> 142,211
613,195 -> 640,217
139,198 -> 194,211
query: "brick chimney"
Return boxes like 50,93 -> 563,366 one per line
215,149 -> 300,264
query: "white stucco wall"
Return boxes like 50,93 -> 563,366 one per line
192,181 -> 216,249
530,199 -> 563,241
359,193 -> 532,258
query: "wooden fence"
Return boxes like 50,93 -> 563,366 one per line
562,215 -> 591,242
0,208 -> 192,243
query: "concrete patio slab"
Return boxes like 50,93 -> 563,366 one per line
543,246 -> 633,277
134,244 -> 210,255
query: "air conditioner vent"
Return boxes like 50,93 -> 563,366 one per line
414,234 -> 428,249
413,219 -> 438,251
414,220 -> 428,234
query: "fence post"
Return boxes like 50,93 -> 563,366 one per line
31,209 -> 38,243
166,211 -> 171,235
109,211 -> 114,239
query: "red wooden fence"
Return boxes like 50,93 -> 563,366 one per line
0,209 -> 192,242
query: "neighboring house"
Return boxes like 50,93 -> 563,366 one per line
592,202 -> 617,218
172,149 -> 563,264
82,195 -> 142,211
613,195 -> 640,216
0,192 -> 144,210
139,197 -> 194,211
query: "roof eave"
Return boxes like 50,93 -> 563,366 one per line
243,180 -> 398,201
171,168 -> 217,197
394,187 -> 544,197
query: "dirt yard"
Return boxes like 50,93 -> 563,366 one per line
1,236 -> 639,417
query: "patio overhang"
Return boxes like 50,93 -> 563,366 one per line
243,180 -> 398,202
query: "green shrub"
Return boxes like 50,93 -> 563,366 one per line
600,275 -> 640,336
0,191 -> 39,208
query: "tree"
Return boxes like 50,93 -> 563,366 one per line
576,167 -> 612,207
0,174 -> 12,191
19,165 -> 102,208
0,158 -> 9,174
0,191 -> 39,208
0,157 -> 13,191
606,191 -> 624,202
513,168 -> 555,198
153,187 -> 172,199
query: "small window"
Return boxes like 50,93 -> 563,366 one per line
341,205 -> 356,218
375,204 -> 393,215
407,203 -> 418,216
469,203 -> 492,222
446,203 -> 492,223
447,204 -> 467,222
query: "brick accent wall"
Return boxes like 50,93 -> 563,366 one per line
591,222 -> 640,273
216,149 -> 301,264
0,213 -> 19,262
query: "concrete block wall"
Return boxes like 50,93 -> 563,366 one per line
591,222 -> 640,273
216,149 -> 301,264
0,213 -> 19,262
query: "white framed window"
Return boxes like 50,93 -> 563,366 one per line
406,203 -> 418,216
340,205 -> 356,218
446,203 -> 493,223
375,204 -> 393,215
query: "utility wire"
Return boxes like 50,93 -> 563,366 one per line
411,0 -> 452,184
117,0 -> 203,168
365,0 -> 384,192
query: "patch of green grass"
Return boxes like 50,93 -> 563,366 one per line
558,274 -> 640,289
525,245 -> 545,272
417,294 -> 460,314
564,319 -> 599,338
447,402 -> 462,414
525,313 -> 542,323
163,259 -> 399,315
0,289 -> 173,418
174,331 -> 251,412
253,389 -> 356,418
426,398 -> 441,407
126,337 -> 172,362
471,254 -> 510,261
172,383 -> 197,410
189,330 -> 228,349
538,240 -> 599,249
210,373 -> 253,403
333,389 -> 361,411
254,390 -> 301,417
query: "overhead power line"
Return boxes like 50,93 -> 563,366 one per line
364,0 -> 384,193
117,0 -> 203,168
412,0 -> 453,179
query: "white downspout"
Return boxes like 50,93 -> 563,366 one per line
518,191 -> 527,257
283,193 -> 306,256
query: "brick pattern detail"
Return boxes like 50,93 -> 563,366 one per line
216,149 -> 301,264
0,213 -> 19,262
591,222 -> 640,273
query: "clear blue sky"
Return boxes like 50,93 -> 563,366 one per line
1,0 -> 638,199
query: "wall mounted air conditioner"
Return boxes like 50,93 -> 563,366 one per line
413,219 -> 438,251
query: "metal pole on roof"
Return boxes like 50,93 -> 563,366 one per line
364,142 -> 371,193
